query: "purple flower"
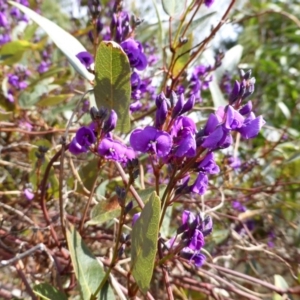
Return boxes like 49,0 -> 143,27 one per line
155,98 -> 168,128
204,0 -> 215,7
130,126 -> 172,158
216,105 -> 244,130
0,32 -> 11,45
0,12 -> 8,27
181,248 -> 206,267
132,212 -> 141,226
172,94 -> 195,118
37,61 -> 50,74
201,125 -> 231,150
98,138 -> 135,163
121,38 -> 147,71
103,110 -> 117,133
239,100 -> 253,116
232,200 -> 246,212
171,116 -> 197,157
24,188 -> 34,200
76,51 -> 94,68
237,113 -> 266,139
190,172 -> 208,195
228,156 -> 241,169
69,126 -> 96,155
196,152 -> 220,174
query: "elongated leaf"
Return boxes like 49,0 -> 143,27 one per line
94,41 -> 131,132
33,283 -> 67,300
8,1 -> 94,81
131,192 -> 161,293
162,0 -> 185,17
37,94 -> 74,107
66,223 -> 115,300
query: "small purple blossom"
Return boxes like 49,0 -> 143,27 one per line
98,138 -> 135,163
195,152 -> 220,174
121,38 -> 147,71
190,172 -> 208,195
103,110 -> 118,133
232,200 -> 246,212
24,188 -> 34,200
132,212 -> 141,226
69,126 -> 96,155
76,51 -> 94,68
237,113 -> 266,139
130,126 -> 172,158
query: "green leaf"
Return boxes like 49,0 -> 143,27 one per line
37,94 -> 74,107
33,283 -> 67,300
87,199 -> 121,226
0,40 -> 33,64
173,33 -> 193,77
273,275 -> 289,300
131,191 -> 161,293
8,1 -> 94,81
0,40 -> 32,56
66,223 -> 115,300
162,0 -> 185,17
94,41 -> 131,132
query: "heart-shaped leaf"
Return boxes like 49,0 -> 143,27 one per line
131,191 -> 161,293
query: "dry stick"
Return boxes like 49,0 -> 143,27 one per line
197,268 -> 262,300
114,162 -> 144,209
39,148 -> 63,248
162,266 -> 174,300
171,0 -> 236,91
0,202 -> 36,226
15,261 -> 38,300
59,89 -> 93,236
206,263 -> 290,295
0,243 -> 45,268
79,175 -> 99,233
0,127 -> 77,135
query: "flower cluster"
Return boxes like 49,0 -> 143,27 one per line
167,210 -> 213,267
69,108 -> 136,165
5,65 -> 30,102
0,0 -> 29,45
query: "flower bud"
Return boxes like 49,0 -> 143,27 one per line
103,110 -> 118,133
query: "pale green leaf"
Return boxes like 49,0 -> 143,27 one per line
94,41 -> 131,132
131,191 -> 161,293
8,1 -> 94,81
66,223 -> 115,300
37,94 -> 74,107
273,275 -> 289,300
162,0 -> 185,17
33,283 -> 67,300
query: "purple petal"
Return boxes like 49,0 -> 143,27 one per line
190,172 -> 208,195
76,51 -> 94,68
201,126 -> 224,149
224,106 -> 244,130
238,115 -> 266,139
188,229 -> 205,251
